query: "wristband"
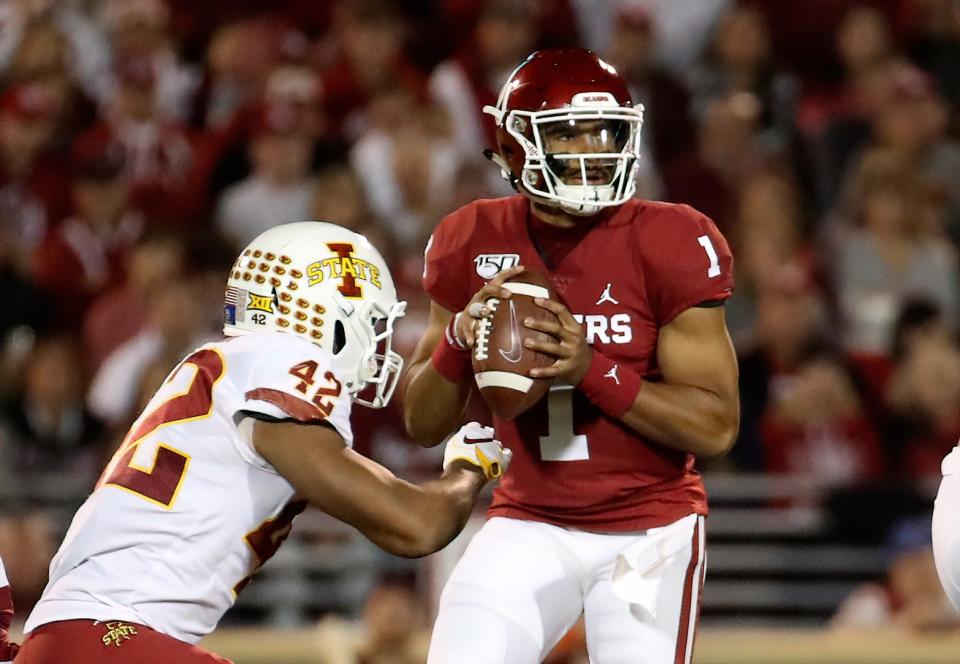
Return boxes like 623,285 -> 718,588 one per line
431,323 -> 472,383
445,312 -> 468,349
577,351 -> 643,418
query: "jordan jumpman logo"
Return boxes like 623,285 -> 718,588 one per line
604,364 -> 620,385
596,282 -> 619,305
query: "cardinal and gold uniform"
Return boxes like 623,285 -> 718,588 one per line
21,332 -> 351,660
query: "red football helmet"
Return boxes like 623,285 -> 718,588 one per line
483,49 -> 644,216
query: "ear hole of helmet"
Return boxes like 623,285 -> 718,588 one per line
333,320 -> 346,355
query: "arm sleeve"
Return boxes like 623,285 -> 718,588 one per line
238,335 -> 353,448
645,205 -> 735,327
422,208 -> 473,313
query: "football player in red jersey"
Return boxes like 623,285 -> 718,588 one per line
403,49 -> 739,664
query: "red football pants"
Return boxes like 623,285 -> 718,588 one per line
15,620 -> 232,663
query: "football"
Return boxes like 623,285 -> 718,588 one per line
472,269 -> 558,419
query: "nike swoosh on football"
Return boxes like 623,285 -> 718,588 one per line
498,300 -> 524,364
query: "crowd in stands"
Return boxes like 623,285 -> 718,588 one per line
0,0 -> 958,638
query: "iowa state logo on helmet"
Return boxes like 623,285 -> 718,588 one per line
306,243 -> 382,298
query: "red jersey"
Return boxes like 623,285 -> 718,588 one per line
423,195 -> 734,531
0,557 -> 17,661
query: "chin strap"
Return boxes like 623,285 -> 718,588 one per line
481,103 -> 521,192
482,149 -> 519,191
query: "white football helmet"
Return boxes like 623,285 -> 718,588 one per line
223,222 -> 406,408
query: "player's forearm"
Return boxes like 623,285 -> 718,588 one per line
257,421 -> 480,557
402,359 -> 472,446
621,381 -> 739,457
414,464 -> 486,554
371,464 -> 484,558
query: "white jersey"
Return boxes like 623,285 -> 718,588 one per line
25,332 -> 353,643
943,445 -> 959,476
933,444 -> 960,611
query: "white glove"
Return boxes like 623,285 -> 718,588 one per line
443,422 -> 512,481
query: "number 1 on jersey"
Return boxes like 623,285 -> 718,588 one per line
697,235 -> 721,278
539,385 -> 589,461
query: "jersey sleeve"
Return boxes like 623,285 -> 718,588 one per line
422,205 -> 474,313
643,204 -> 735,327
238,335 -> 353,447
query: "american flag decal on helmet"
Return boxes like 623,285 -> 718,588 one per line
225,286 -> 246,324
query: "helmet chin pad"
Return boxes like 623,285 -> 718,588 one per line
553,182 -> 616,216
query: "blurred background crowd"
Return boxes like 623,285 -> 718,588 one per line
0,0 -> 959,661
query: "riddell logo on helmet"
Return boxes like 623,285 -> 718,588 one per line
306,243 -> 382,298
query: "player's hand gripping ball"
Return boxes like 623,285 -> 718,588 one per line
471,269 -> 559,419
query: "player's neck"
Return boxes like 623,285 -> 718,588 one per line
530,201 -> 598,229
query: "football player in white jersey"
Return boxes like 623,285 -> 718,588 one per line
933,443 -> 959,612
16,222 -> 511,664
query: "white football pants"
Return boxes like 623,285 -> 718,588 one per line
427,514 -> 705,664
933,446 -> 960,612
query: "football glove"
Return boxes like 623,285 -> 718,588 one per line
443,422 -> 512,481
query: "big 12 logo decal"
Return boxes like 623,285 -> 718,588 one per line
474,253 -> 520,279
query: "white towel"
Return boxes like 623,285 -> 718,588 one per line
611,517 -> 694,620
